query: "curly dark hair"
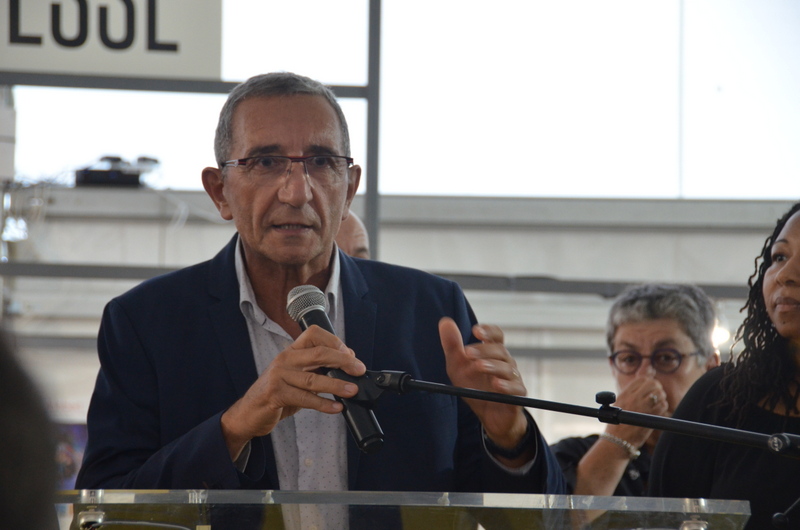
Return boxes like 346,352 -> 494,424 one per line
719,201 -> 800,427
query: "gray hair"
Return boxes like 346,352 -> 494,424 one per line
214,72 -> 351,167
606,283 -> 717,361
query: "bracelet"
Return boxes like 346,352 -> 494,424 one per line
482,412 -> 534,460
599,432 -> 641,460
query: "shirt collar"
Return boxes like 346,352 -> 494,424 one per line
235,236 -> 342,325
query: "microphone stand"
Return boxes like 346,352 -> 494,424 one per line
340,369 -> 800,528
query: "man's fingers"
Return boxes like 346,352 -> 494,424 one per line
280,364 -> 361,397
439,317 -> 467,358
473,323 -> 504,344
293,345 -> 365,376
284,327 -> 366,376
290,324 -> 348,352
279,384 -> 346,414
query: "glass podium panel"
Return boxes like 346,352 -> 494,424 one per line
55,490 -> 750,530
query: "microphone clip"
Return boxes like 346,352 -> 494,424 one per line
326,369 -> 411,407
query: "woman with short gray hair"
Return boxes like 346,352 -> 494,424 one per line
551,283 -> 719,497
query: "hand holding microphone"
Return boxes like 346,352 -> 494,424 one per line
287,285 -> 385,454
219,288 -> 371,461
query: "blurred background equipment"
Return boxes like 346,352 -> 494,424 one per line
75,156 -> 160,188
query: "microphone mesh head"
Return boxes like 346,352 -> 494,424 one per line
286,285 -> 328,322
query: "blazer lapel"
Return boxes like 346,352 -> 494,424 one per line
206,234 -> 279,488
207,235 -> 258,397
340,253 -> 378,489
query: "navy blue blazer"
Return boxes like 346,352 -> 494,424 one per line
76,235 -> 565,494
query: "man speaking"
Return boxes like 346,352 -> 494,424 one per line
76,73 -> 565,504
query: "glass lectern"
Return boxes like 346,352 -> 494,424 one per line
55,490 -> 750,529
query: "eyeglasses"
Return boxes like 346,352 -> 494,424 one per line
223,155 -> 354,183
609,349 -> 701,375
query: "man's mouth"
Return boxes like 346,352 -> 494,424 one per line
274,224 -> 311,230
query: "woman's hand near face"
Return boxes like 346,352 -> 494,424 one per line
608,375 -> 669,448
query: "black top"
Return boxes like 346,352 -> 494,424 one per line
550,434 -> 651,496
650,366 -> 800,530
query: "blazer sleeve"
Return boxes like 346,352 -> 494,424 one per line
75,299 -> 250,489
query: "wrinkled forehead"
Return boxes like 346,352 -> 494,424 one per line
231,95 -> 345,154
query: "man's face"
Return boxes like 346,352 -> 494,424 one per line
610,318 -> 717,415
204,94 -> 360,274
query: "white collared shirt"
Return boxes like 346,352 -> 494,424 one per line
235,240 -> 348,530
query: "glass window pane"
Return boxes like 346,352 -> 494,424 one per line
8,0 -> 800,199
10,0 -> 370,190
379,0 -> 681,197
13,87 -> 223,189
221,0 -> 369,86
12,87 -> 368,192
681,0 -> 800,199
340,98 -> 369,195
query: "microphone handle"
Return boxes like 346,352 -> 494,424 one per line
297,312 -> 384,454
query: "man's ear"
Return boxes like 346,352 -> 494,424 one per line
202,167 -> 233,221
344,164 -> 362,212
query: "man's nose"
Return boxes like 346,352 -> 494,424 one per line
278,161 -> 313,205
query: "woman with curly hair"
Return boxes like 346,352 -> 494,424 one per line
650,202 -> 800,529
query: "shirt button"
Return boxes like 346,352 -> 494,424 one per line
304,458 -> 314,467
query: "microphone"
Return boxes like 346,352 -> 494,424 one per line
286,285 -> 384,454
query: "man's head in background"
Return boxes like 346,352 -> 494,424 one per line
336,210 -> 370,259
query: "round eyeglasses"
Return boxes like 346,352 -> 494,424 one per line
609,349 -> 701,375
223,155 -> 354,183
